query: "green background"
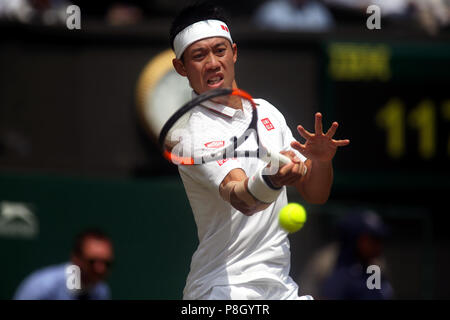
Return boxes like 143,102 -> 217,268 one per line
0,174 -> 197,299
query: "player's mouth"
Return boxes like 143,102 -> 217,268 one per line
206,74 -> 224,88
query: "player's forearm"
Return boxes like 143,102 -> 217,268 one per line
297,159 -> 333,204
221,179 -> 270,216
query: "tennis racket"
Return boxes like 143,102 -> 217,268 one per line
159,87 -> 307,175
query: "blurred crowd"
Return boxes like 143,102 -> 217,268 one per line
297,209 -> 394,300
0,0 -> 449,35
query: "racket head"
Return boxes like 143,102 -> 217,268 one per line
159,87 -> 258,165
135,49 -> 192,144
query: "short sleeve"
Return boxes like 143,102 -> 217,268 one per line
268,102 -> 307,162
282,124 -> 307,163
178,158 -> 243,192
255,98 -> 307,163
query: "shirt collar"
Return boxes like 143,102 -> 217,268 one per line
191,90 -> 238,118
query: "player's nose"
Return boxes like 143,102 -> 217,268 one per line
205,52 -> 220,70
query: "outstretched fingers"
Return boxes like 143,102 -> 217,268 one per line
291,140 -> 307,154
325,122 -> 339,138
332,139 -> 350,146
315,112 -> 323,134
297,125 -> 313,140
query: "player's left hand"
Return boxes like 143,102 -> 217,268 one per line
291,112 -> 350,162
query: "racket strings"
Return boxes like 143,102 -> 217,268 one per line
162,89 -> 260,164
195,97 -> 253,146
195,98 -> 255,161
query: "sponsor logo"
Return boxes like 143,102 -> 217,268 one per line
205,141 -> 225,148
217,159 -> 229,166
261,118 -> 275,131
221,25 -> 229,32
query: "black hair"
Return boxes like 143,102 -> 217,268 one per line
169,1 -> 230,51
72,228 -> 111,256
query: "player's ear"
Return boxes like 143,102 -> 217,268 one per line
173,58 -> 187,77
232,43 -> 237,63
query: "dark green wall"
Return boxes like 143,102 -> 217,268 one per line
0,173 -> 197,299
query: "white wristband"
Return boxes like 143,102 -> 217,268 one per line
247,167 -> 282,204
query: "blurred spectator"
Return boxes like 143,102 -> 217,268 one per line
410,0 -> 450,35
324,0 -> 411,16
14,228 -> 114,300
106,2 -> 143,26
324,0 -> 450,34
0,0 -> 34,22
0,0 -> 71,25
319,209 -> 394,299
253,0 -> 335,31
296,241 -> 339,298
67,0 -> 156,22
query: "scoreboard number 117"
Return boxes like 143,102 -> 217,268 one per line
375,98 -> 450,160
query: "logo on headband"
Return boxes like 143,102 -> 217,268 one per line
174,20 -> 233,59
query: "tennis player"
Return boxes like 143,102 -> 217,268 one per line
169,3 -> 349,300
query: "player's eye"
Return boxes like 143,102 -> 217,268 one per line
190,50 -> 206,60
215,47 -> 226,55
193,54 -> 204,60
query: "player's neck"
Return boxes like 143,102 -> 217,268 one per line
228,95 -> 243,110
230,80 -> 242,110
211,95 -> 242,110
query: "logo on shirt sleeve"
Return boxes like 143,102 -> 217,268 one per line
205,141 -> 225,148
261,118 -> 275,131
217,159 -> 229,166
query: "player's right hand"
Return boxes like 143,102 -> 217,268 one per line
266,151 -> 307,188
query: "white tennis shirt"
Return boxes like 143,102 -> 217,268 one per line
178,92 -> 306,299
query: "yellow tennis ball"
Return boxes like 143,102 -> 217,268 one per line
279,203 -> 307,233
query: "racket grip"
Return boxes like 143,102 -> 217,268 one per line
275,153 -> 292,166
271,152 -> 308,176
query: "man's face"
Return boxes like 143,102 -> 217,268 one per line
174,37 -> 237,95
72,238 -> 114,286
357,233 -> 383,263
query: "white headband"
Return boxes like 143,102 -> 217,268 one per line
173,19 -> 233,59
